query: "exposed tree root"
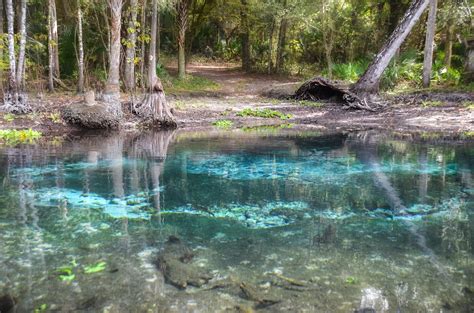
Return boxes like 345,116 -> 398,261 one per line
1,92 -> 31,114
293,76 -> 384,111
133,78 -> 177,129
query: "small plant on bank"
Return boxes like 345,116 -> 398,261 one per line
212,120 -> 233,129
0,129 -> 42,145
49,112 -> 62,124
3,113 -> 15,122
295,100 -> 324,108
462,102 -> 474,110
237,108 -> 293,120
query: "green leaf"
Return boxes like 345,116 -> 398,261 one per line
84,261 -> 107,274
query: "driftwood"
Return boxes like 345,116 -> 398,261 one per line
293,77 -> 378,111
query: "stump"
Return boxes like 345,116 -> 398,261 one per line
62,92 -> 120,129
133,77 -> 177,129
1,91 -> 31,114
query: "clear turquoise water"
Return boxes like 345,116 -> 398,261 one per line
0,131 -> 472,312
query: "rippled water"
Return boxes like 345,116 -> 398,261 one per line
0,130 -> 472,312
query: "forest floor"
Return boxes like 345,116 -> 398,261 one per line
0,62 -> 473,138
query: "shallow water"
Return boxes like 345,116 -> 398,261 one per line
0,130 -> 472,312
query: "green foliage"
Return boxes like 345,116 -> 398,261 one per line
328,61 -> 369,83
49,112 -> 62,124
212,120 -> 233,129
56,266 -> 76,282
237,108 -> 292,120
242,124 -> 294,132
84,261 -> 107,274
0,129 -> 42,145
3,113 -> 15,122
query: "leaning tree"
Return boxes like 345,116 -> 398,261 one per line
134,0 -> 177,128
295,0 -> 431,110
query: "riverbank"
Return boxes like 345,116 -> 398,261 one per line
0,64 -> 473,139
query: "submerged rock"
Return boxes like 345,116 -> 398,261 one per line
61,101 -> 120,129
0,294 -> 17,313
154,236 -> 212,289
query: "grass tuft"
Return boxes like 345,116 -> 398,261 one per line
237,108 -> 292,120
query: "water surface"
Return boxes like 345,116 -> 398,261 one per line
0,130 -> 472,312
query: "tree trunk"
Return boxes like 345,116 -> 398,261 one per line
48,0 -> 55,92
134,0 -> 177,128
124,0 -> 138,92
77,0 -> 85,93
322,2 -> 334,79
6,0 -> 16,95
275,0 -> 288,73
16,0 -> 26,90
267,18 -> 275,74
140,0 -> 147,90
444,21 -> 454,69
176,0 -> 189,79
0,0 -> 3,92
353,0 -> 430,93
104,0 -> 123,115
422,0 -> 437,88
240,0 -> 251,72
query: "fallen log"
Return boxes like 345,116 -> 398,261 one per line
293,76 -> 378,111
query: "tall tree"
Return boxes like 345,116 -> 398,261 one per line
422,0 -> 438,88
275,0 -> 288,73
5,0 -> 17,105
240,0 -> 251,71
139,0 -> 147,90
176,0 -> 190,79
353,0 -> 430,93
16,0 -> 27,89
124,0 -> 139,92
48,0 -> 59,92
104,0 -> 123,115
134,0 -> 176,128
77,0 -> 85,93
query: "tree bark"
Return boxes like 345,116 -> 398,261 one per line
176,0 -> 189,79
104,0 -> 123,114
16,0 -> 26,90
0,0 -> 4,90
353,0 -> 430,93
444,21 -> 454,69
240,0 -> 251,72
48,0 -> 55,92
5,0 -> 16,95
275,0 -> 288,73
140,0 -> 147,90
422,0 -> 437,88
124,0 -> 138,92
77,0 -> 85,93
268,18 -> 275,74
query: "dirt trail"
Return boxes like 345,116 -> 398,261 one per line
185,63 -> 299,98
172,64 -> 474,134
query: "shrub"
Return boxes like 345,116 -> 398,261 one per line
0,129 -> 42,145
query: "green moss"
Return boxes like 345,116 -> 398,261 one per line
237,108 -> 292,120
0,129 -> 42,145
212,120 -> 233,129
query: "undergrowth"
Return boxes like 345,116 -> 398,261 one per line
0,129 -> 42,145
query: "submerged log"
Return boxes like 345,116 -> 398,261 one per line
293,76 -> 377,111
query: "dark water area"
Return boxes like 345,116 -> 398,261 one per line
0,130 -> 472,312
